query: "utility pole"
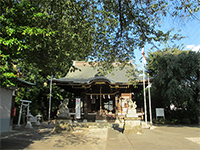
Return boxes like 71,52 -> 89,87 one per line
48,75 -> 53,124
142,48 -> 148,128
148,74 -> 153,126
143,66 -> 148,127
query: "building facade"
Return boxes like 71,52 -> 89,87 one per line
53,61 -> 149,122
0,78 -> 35,133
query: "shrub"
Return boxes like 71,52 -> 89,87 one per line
181,118 -> 191,124
171,119 -> 181,124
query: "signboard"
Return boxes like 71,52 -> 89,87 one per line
104,102 -> 109,109
104,101 -> 113,111
156,108 -> 165,119
76,98 -> 81,119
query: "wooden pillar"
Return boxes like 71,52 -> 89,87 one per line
100,86 -> 102,114
84,94 -> 88,119
115,95 -> 118,117
88,96 -> 91,113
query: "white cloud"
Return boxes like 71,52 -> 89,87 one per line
185,45 -> 200,52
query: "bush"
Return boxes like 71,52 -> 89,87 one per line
181,118 -> 191,124
171,119 -> 181,124
153,118 -> 168,125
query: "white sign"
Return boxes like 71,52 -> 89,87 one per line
76,98 -> 81,119
156,108 -> 165,119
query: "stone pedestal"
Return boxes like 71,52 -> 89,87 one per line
123,101 -> 143,134
56,118 -> 73,125
52,98 -> 74,133
83,119 -> 87,123
126,109 -> 138,117
25,121 -> 33,128
114,117 -> 120,123
124,117 -> 141,126
123,117 -> 142,134
53,118 -> 73,133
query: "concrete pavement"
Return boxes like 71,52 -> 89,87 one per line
1,124 -> 200,150
125,126 -> 200,150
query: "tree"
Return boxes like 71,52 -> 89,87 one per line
0,0 -> 54,87
91,0 -> 199,69
0,53 -> 17,87
13,62 -> 71,120
1,1 -> 199,83
147,49 -> 200,123
1,0 -> 199,120
0,0 -> 119,85
23,0 -> 98,77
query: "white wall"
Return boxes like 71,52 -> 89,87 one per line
0,87 -> 13,133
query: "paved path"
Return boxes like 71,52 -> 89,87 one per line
106,128 -> 133,150
126,126 -> 200,150
1,125 -> 200,150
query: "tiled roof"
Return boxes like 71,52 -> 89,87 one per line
53,61 -> 145,84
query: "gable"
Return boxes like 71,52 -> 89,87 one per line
53,61 -> 139,84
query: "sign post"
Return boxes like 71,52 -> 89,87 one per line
76,98 -> 81,119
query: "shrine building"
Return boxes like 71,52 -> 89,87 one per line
53,61 -> 150,122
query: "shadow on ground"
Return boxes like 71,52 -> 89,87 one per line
52,129 -> 102,148
112,123 -> 124,133
1,124 -> 107,149
0,124 -> 53,150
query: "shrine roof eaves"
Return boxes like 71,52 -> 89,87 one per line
52,62 -> 150,85
53,66 -> 131,84
17,78 -> 36,86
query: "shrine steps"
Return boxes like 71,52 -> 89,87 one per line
72,122 -> 114,129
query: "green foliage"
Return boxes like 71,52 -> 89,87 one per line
153,118 -> 168,125
22,0 -> 96,77
1,0 -> 199,120
14,73 -> 68,120
0,0 -> 53,87
0,52 -> 17,87
1,0 -> 199,81
181,118 -> 191,124
1,0 -> 53,58
147,49 -> 200,123
92,0 -> 199,72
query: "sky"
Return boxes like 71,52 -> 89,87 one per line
134,11 -> 200,69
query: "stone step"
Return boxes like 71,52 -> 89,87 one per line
72,122 -> 113,129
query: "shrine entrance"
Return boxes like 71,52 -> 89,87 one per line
79,81 -> 121,122
52,61 -> 149,122
86,93 -> 117,122
88,94 -> 115,114
54,80 -> 146,122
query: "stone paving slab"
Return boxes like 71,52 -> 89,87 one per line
24,128 -> 108,150
125,126 -> 200,150
1,124 -> 200,150
106,128 -> 132,150
186,137 -> 200,145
